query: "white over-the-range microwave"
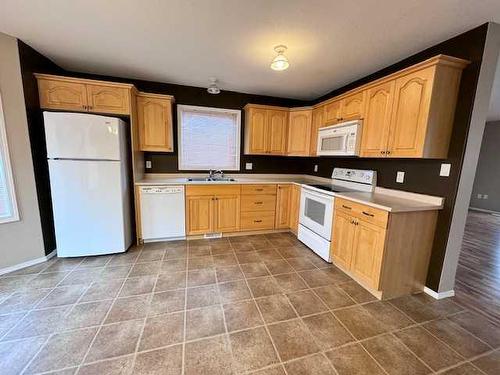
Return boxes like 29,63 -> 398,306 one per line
317,120 -> 362,156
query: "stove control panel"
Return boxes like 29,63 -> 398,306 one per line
331,168 -> 376,185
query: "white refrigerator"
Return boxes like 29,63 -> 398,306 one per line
44,112 -> 132,257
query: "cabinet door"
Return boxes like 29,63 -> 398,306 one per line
331,211 -> 356,270
137,96 -> 173,152
350,219 -> 386,289
246,108 -> 268,154
341,91 -> 365,121
37,78 -> 88,111
360,81 -> 395,157
267,110 -> 288,155
387,67 -> 434,157
309,107 -> 324,156
275,185 -> 291,229
186,196 -> 214,235
324,100 -> 341,125
287,110 -> 312,156
214,195 -> 240,232
86,84 -> 130,115
289,185 -> 301,235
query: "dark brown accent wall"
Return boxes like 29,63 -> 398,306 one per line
305,24 -> 489,289
16,23 -> 489,292
17,41 -> 65,254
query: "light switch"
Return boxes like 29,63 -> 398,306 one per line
145,160 -> 152,169
484,194 -> 488,199
440,163 -> 451,177
245,163 -> 253,170
314,164 -> 318,172
396,171 -> 405,183
477,194 -> 483,199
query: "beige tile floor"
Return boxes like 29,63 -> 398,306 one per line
0,232 -> 498,374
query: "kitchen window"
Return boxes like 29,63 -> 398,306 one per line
0,92 -> 19,224
178,105 -> 241,171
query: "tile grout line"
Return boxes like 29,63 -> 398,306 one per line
128,254 -> 161,374
76,244 -> 144,373
181,247 -> 189,375
235,240 -> 289,374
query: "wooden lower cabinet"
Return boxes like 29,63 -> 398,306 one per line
185,186 -> 240,235
349,220 -> 386,289
240,184 -> 276,231
331,210 -> 356,270
275,184 -> 291,229
186,195 -> 214,235
289,184 -> 301,235
331,198 -> 437,299
214,195 -> 240,232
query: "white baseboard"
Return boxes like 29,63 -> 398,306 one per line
424,287 -> 455,300
469,206 -> 500,215
0,250 -> 57,276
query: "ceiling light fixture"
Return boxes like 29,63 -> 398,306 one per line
270,45 -> 289,71
207,77 -> 221,94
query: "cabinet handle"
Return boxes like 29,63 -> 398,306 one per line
342,205 -> 352,210
380,151 -> 386,155
254,201 -> 263,205
254,220 -> 262,223
255,189 -> 263,192
362,211 -> 374,217
386,150 -> 391,155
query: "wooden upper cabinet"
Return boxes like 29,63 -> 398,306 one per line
275,184 -> 291,229
245,106 -> 270,154
136,93 -> 174,152
35,74 -> 133,115
309,106 -> 324,156
287,108 -> 312,156
350,219 -> 386,289
267,110 -> 288,155
386,67 -> 434,158
37,78 -> 88,112
324,100 -> 341,125
360,81 -> 395,157
340,91 -> 366,121
86,84 -> 130,115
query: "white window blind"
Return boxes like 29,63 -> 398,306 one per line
178,105 -> 241,171
0,92 -> 19,224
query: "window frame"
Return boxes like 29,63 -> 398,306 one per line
177,104 -> 241,171
0,91 -> 19,224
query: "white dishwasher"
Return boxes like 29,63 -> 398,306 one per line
139,185 -> 186,242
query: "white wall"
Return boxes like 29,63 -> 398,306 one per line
0,32 -> 45,270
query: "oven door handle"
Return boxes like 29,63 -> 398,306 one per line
301,186 -> 335,201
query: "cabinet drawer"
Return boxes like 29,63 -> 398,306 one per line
335,198 -> 388,228
241,194 -> 276,212
240,211 -> 275,230
241,184 -> 276,195
186,185 -> 240,196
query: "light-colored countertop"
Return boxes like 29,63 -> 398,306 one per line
135,174 -> 444,213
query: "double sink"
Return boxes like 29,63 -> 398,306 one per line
187,177 -> 236,182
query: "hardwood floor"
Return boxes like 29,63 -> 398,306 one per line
455,210 -> 500,325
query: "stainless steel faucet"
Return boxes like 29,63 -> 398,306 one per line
209,170 -> 224,179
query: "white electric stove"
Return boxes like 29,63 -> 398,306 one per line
298,168 -> 377,262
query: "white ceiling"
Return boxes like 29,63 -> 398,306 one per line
1,0 -> 500,117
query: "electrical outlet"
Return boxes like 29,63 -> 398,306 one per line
477,194 -> 483,199
245,163 -> 253,170
440,163 -> 451,177
396,171 -> 405,183
314,164 -> 318,172
145,160 -> 152,169
483,194 -> 488,199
